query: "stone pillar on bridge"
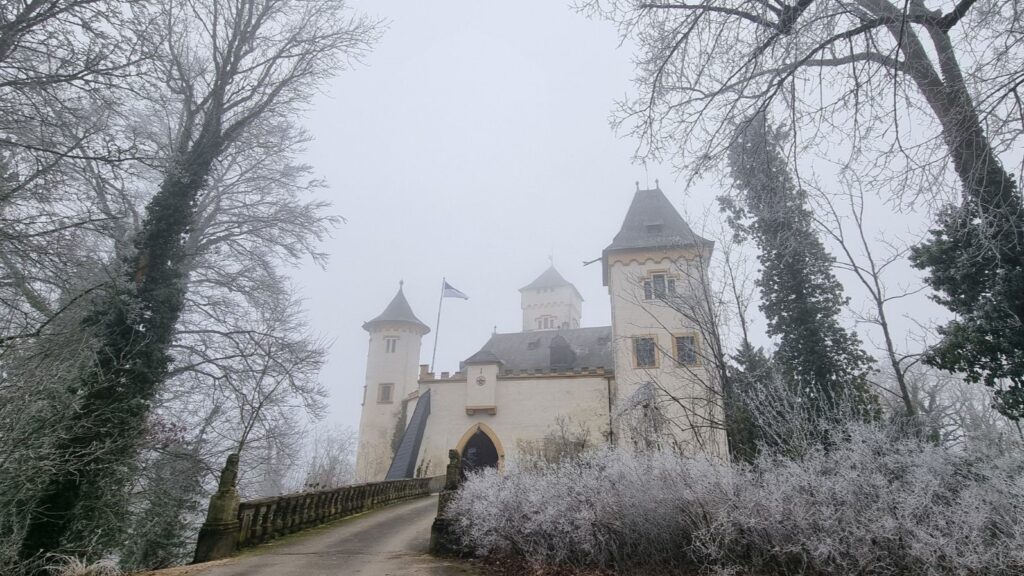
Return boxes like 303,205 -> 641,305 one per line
193,453 -> 242,563
428,449 -> 462,555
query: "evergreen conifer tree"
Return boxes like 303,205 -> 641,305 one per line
725,342 -> 771,461
725,114 -> 876,426
910,181 -> 1024,421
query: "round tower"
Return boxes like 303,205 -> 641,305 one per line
354,283 -> 430,482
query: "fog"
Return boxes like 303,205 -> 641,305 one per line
293,0 -> 943,430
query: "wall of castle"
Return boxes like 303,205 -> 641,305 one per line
409,371 -> 613,476
606,247 -> 727,457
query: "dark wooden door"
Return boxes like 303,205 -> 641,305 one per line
462,429 -> 498,473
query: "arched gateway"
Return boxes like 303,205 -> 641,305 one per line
456,423 -> 504,472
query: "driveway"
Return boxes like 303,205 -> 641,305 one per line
152,495 -> 476,576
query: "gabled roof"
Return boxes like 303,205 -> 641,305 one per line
363,286 -> 430,334
462,326 -> 614,373
604,188 -> 711,254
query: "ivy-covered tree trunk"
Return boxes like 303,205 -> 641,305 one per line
17,133 -> 224,565
725,114 -> 876,427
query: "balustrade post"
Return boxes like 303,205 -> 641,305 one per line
287,497 -> 300,534
261,502 -> 276,543
302,494 -> 314,528
251,505 -> 265,543
429,449 -> 463,556
315,492 -> 324,524
193,453 -> 242,563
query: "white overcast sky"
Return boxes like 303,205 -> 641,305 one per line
294,0 -> 946,430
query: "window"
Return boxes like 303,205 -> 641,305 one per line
675,335 -> 698,366
384,336 -> 398,353
643,273 -> 677,300
537,315 -> 556,330
633,336 -> 657,368
377,383 -> 394,403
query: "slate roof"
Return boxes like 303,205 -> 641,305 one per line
604,188 -> 712,254
363,286 -> 430,333
520,265 -> 572,291
385,390 -> 430,480
463,326 -> 614,373
464,349 -> 503,365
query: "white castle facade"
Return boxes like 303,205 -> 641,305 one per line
354,187 -> 727,482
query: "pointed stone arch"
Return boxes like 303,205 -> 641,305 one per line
455,422 -> 505,472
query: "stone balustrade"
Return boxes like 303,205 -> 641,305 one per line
235,476 -> 445,550
194,471 -> 445,563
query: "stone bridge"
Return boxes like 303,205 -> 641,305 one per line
171,452 -> 472,576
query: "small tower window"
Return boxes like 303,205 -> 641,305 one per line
633,337 -> 657,368
377,383 -> 394,403
643,272 -> 675,301
384,336 -> 399,353
537,315 -> 556,330
644,273 -> 677,300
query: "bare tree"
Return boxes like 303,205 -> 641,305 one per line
810,175 -> 925,421
579,0 -> 1024,419
297,425 -> 358,492
579,0 -> 1022,201
16,0 -> 379,564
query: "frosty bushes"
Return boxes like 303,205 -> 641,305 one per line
448,426 -> 1024,575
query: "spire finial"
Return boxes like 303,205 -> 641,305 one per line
655,178 -> 660,189
635,180 -> 640,191
548,253 -> 554,266
399,279 -> 404,289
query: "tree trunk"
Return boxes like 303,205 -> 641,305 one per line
17,135 -> 223,566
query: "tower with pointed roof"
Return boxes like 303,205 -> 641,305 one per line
519,265 -> 583,331
354,284 -> 431,482
602,186 -> 725,455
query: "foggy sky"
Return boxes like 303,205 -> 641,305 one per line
294,1 -> 945,431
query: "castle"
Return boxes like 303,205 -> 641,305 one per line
354,187 -> 727,482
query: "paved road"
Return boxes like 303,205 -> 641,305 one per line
161,496 -> 477,576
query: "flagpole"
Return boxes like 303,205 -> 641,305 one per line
430,277 -> 445,373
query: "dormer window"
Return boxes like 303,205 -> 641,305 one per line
645,222 -> 663,234
643,273 -> 677,300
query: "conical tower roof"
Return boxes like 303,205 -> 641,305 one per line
604,187 -> 711,254
363,284 -> 430,334
602,187 -> 713,286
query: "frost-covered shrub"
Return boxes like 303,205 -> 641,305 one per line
449,425 -> 1024,575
